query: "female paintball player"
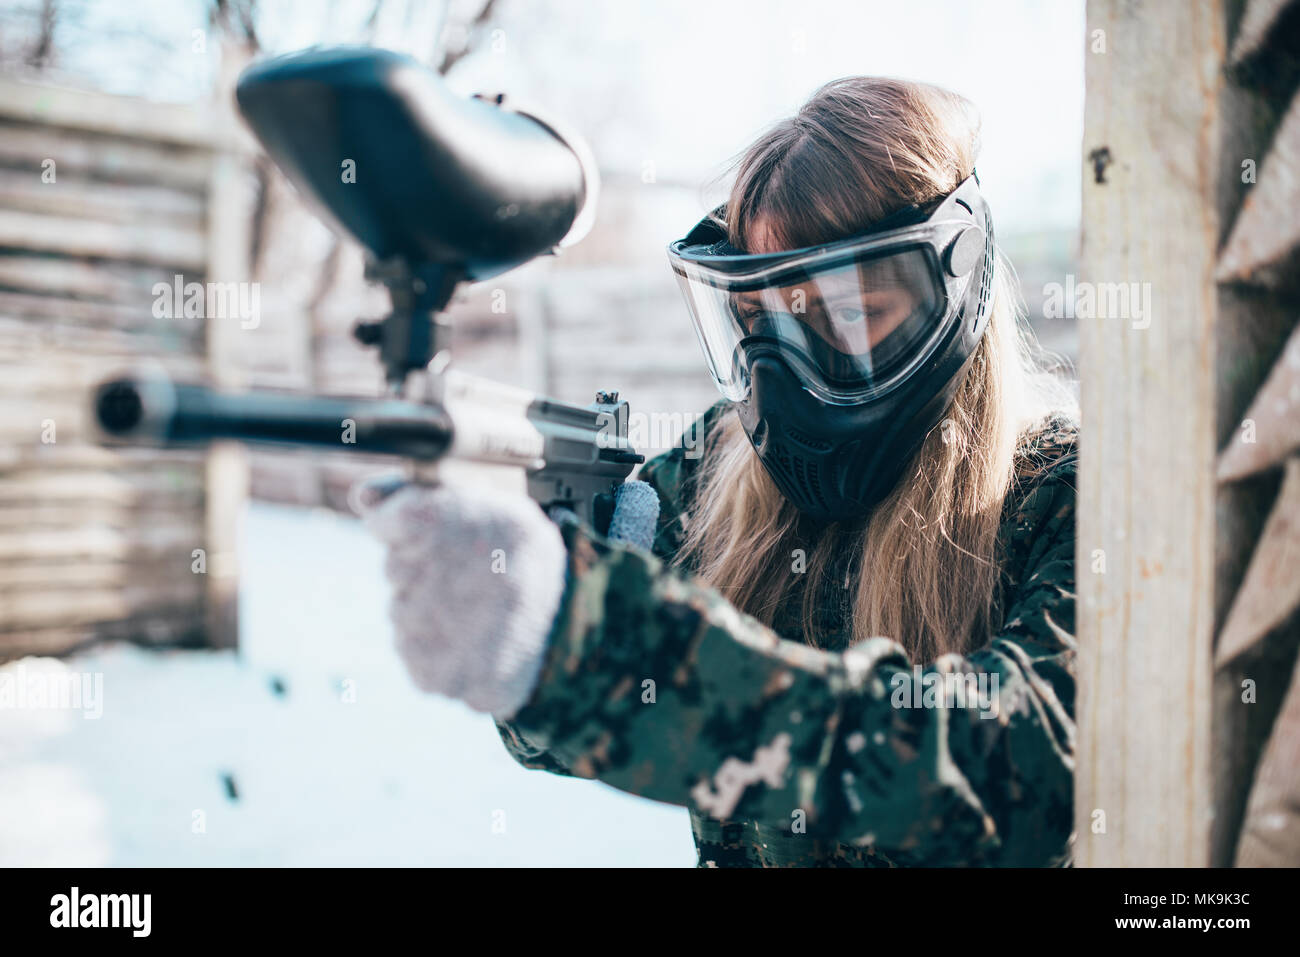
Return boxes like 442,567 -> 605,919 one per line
358,77 -> 1079,867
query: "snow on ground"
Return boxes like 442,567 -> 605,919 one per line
0,502 -> 695,867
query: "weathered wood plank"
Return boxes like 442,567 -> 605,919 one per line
0,78 -> 216,147
0,253 -> 168,304
1228,0 -> 1300,67
0,521 -> 204,558
0,580 -> 204,628
1215,459 -> 1300,665
0,122 -> 212,191
0,169 -> 203,229
0,209 -> 205,271
1234,632 -> 1300,865
0,611 -> 207,658
0,461 -> 203,496
0,443 -> 203,472
1075,0 -> 1221,867
1217,91 -> 1300,287
0,317 -> 206,361
200,50 -> 254,652
0,500 -> 205,528
0,288 -> 190,331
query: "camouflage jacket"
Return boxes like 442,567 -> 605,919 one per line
496,402 -> 1079,867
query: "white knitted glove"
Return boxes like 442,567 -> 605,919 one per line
355,479 -> 568,719
355,477 -> 659,719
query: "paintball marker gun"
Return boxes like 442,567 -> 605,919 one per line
93,46 -> 643,531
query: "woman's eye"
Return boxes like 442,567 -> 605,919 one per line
831,307 -> 870,325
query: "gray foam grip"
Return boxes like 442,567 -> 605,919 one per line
606,480 -> 660,552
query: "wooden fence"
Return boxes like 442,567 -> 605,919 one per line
1077,0 -> 1300,866
0,76 -> 248,659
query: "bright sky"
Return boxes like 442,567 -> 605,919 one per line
12,0 -> 1084,234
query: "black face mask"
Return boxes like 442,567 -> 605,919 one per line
667,174 -> 995,522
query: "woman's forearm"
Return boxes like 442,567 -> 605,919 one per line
501,479 -> 1077,864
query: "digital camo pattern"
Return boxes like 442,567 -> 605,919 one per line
496,402 -> 1079,867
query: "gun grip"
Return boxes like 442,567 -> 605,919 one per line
592,490 -> 616,537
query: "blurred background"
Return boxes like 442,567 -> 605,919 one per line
0,0 -> 1082,865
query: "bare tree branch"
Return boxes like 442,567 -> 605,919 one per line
26,0 -> 59,69
436,0 -> 500,76
209,0 -> 260,52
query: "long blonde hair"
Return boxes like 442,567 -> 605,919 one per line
677,77 -> 1072,659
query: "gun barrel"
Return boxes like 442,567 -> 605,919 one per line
94,376 -> 454,460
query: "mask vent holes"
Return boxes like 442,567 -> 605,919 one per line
784,426 -> 832,452
972,235 -> 995,331
772,446 -> 829,512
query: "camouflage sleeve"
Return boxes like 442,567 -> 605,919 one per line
500,458 -> 1078,865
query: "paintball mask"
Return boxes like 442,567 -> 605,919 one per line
666,173 -> 996,522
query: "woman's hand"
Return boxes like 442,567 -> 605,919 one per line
355,479 -> 569,719
355,477 -> 660,719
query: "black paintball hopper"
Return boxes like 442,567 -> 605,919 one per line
235,46 -> 596,281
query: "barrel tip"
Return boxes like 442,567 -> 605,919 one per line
89,367 -> 177,444
94,379 -> 145,435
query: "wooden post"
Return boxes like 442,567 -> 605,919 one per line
1075,0 -> 1223,866
202,45 -> 255,651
